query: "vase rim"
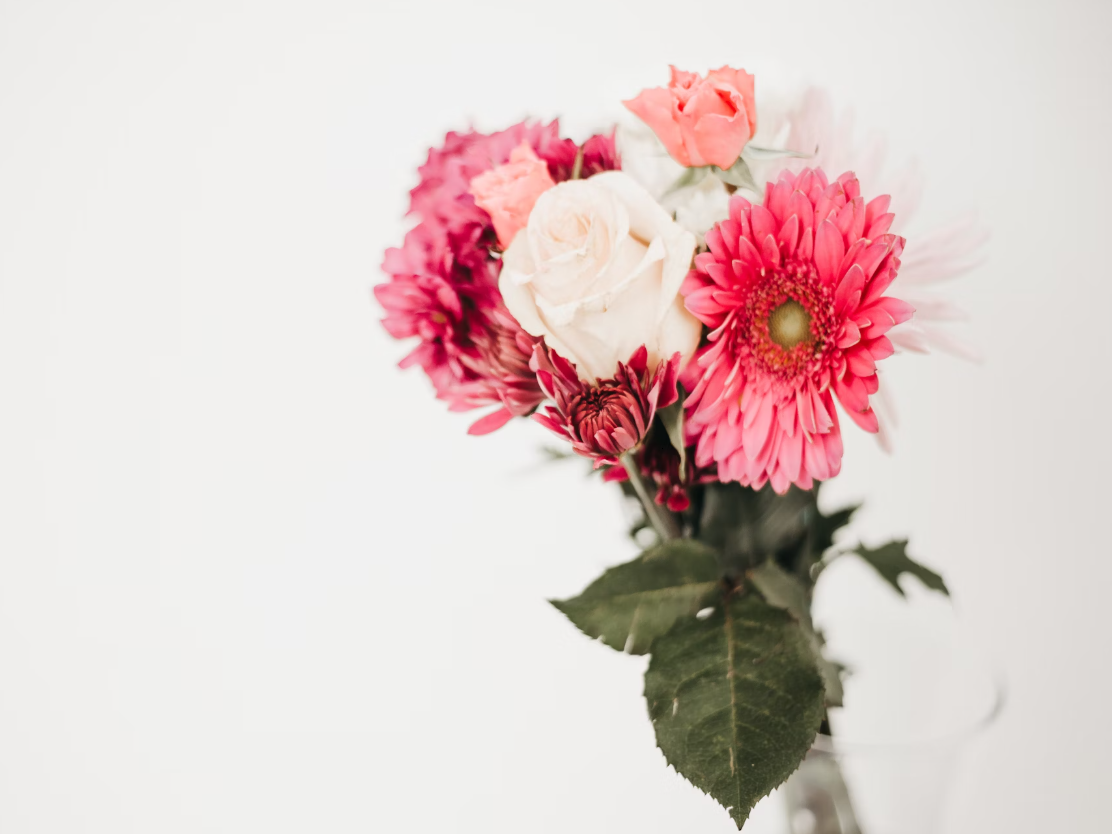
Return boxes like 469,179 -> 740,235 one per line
811,666 -> 1008,755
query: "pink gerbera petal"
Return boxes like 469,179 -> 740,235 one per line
681,168 -> 911,493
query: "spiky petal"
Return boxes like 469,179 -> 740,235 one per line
682,168 -> 912,493
532,346 -> 680,467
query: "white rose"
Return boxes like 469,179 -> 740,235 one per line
499,171 -> 701,382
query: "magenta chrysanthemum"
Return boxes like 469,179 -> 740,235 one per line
376,122 -> 620,434
681,168 -> 913,493
375,219 -> 542,434
532,346 -> 680,467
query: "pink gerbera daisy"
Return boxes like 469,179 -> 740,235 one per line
681,168 -> 913,493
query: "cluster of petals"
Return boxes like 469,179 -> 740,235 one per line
624,65 -> 757,170
532,345 -> 679,467
681,168 -> 913,492
375,122 -> 619,433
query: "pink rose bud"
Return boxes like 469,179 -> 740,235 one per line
623,65 -> 757,170
468,142 -> 556,248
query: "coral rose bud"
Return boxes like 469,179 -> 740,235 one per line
469,142 -> 556,248
623,65 -> 757,170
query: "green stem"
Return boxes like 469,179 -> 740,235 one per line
570,146 -> 585,180
621,452 -> 681,542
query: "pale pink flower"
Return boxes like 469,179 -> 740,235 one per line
469,142 -> 556,249
682,169 -> 912,493
624,66 -> 757,170
532,345 -> 680,467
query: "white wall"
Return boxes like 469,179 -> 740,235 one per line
0,1 -> 1108,831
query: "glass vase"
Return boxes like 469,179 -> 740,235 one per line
744,599 -> 1005,834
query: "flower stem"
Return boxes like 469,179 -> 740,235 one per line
621,452 -> 681,541
571,146 -> 585,180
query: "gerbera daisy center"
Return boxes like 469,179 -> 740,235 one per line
768,299 -> 812,349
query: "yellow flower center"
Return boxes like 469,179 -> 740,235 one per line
768,299 -> 812,349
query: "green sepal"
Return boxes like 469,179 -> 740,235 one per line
710,158 -> 758,191
664,166 -> 710,195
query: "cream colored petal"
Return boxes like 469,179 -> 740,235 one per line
591,172 -> 697,325
546,261 -> 666,382
654,294 -> 704,372
498,241 -> 547,339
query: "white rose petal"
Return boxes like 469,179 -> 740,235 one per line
500,171 -> 701,383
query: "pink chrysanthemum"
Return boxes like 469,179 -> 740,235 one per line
409,123 -> 618,226
532,346 -> 680,467
375,220 -> 543,433
376,122 -> 620,433
681,168 -> 913,493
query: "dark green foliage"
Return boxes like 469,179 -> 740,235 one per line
852,540 -> 949,598
644,592 -> 826,829
546,467 -> 945,829
695,482 -> 855,579
551,540 -> 720,654
748,559 -> 845,708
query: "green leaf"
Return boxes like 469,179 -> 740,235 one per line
645,592 -> 826,828
656,389 -> 687,481
852,540 -> 949,598
747,560 -> 845,708
809,502 -> 859,561
804,499 -> 860,582
551,540 -> 720,654
711,158 -> 758,191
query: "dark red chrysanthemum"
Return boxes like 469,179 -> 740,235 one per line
531,346 -> 679,467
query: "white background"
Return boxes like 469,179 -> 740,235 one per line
1,0 -> 1109,831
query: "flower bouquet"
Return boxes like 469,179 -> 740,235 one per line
376,66 -> 985,830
